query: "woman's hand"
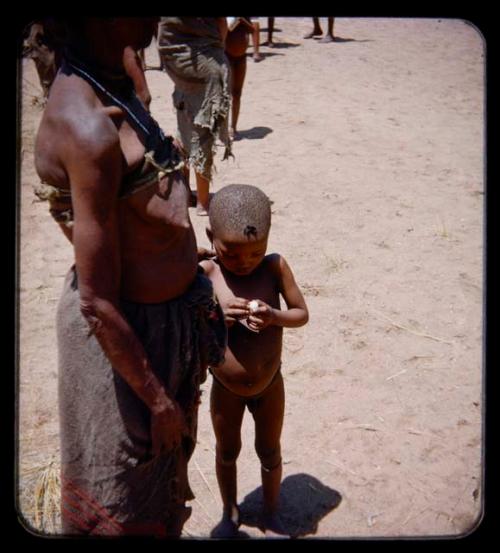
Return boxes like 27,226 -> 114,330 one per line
247,300 -> 276,331
150,398 -> 188,455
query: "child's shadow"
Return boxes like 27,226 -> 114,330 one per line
238,473 -> 342,538
234,126 -> 273,141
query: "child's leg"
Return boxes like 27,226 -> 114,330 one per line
229,55 -> 247,137
250,371 -> 286,535
210,378 -> 246,537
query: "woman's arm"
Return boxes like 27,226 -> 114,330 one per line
64,116 -> 185,453
123,45 -> 152,110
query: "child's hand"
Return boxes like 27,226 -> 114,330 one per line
223,297 -> 250,327
247,300 -> 275,331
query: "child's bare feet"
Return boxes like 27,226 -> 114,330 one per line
210,516 -> 240,538
210,507 -> 240,538
262,511 -> 288,538
253,53 -> 263,62
262,40 -> 274,47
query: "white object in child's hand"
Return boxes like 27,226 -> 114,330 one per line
248,300 -> 259,314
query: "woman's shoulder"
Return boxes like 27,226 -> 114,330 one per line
45,79 -> 120,154
36,94 -> 122,193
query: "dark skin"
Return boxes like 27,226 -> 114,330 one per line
123,45 -> 152,109
262,17 -> 275,47
200,229 -> 308,536
34,18 -> 197,460
225,22 -> 248,139
224,18 -> 262,139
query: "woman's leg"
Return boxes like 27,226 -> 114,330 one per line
210,378 -> 247,537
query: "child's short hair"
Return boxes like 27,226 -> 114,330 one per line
209,184 -> 271,239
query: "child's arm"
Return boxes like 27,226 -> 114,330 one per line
247,255 -> 309,331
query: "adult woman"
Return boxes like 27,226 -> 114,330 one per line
33,17 -> 226,537
157,17 -> 232,216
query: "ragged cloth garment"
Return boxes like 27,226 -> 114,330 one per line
158,17 -> 232,179
57,267 -> 226,536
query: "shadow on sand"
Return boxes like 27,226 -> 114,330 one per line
233,126 -> 273,141
312,36 -> 373,44
261,41 -> 301,49
247,51 -> 285,61
237,473 -> 342,538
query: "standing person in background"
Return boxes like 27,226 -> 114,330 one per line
303,17 -> 336,43
138,21 -> 162,71
262,17 -> 275,47
227,17 -> 262,62
22,20 -> 61,99
248,18 -> 263,62
33,17 -> 226,537
158,17 -> 232,216
225,18 -> 261,141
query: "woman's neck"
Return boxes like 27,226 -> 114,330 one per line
65,44 -> 128,82
67,23 -> 127,79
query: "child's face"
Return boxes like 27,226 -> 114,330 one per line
212,233 -> 268,276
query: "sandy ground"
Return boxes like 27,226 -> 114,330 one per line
17,18 -> 485,539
